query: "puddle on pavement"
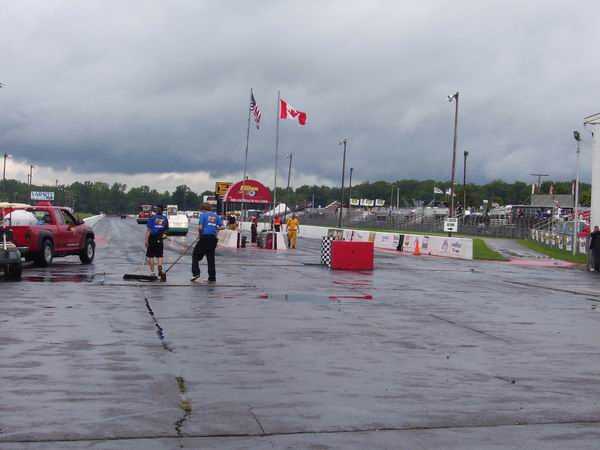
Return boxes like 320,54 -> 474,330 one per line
22,273 -> 96,283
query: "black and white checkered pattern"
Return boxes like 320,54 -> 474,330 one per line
320,237 -> 333,267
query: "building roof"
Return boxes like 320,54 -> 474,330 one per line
530,194 -> 573,208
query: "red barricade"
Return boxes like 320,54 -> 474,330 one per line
330,241 -> 374,270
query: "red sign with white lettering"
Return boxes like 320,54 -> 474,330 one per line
223,179 -> 272,204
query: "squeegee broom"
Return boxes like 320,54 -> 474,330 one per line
123,256 -> 158,282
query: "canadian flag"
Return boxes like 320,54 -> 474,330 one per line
280,99 -> 307,126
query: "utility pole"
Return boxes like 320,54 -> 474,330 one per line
463,151 -> 469,213
284,152 -> 293,223
2,153 -> 9,196
348,167 -> 353,214
448,91 -> 459,217
337,138 -> 348,228
573,131 -> 582,255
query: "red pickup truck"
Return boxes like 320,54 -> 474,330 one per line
6,202 -> 96,267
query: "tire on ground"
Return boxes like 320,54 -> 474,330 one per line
35,239 -> 54,267
79,237 -> 95,264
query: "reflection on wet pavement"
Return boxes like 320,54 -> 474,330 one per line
4,216 -> 600,449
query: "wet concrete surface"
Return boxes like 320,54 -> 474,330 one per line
2,217 -> 600,449
485,238 -> 548,260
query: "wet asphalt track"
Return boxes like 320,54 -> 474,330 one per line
3,217 -> 600,449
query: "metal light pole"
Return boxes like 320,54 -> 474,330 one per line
573,131 -> 582,255
448,91 -> 459,218
28,165 -> 33,197
284,152 -> 293,223
463,150 -> 469,213
348,167 -> 353,213
1,84 -> 7,198
2,153 -> 9,196
337,138 -> 348,228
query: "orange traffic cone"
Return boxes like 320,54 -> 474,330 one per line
413,239 -> 421,256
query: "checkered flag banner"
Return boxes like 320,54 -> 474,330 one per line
320,237 -> 333,268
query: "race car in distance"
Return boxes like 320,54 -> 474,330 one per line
165,204 -> 189,236
137,204 -> 153,224
4,201 -> 95,267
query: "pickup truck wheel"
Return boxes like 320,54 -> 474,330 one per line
80,237 -> 95,264
36,239 -> 54,267
5,263 -> 22,281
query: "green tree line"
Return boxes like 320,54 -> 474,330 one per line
0,178 -> 590,214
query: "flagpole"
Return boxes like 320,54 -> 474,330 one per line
241,89 -> 252,222
272,90 -> 280,249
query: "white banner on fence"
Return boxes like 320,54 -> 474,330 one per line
530,228 -> 588,256
402,234 -> 473,259
238,223 -> 473,260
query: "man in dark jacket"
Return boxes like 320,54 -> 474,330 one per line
191,204 -> 223,283
590,226 -> 600,272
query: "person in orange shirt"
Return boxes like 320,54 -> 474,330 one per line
274,215 -> 282,232
286,214 -> 300,249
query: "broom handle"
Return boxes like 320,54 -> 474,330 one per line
164,238 -> 199,274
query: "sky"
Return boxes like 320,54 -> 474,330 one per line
0,0 -> 599,193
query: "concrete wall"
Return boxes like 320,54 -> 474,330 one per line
240,222 -> 473,260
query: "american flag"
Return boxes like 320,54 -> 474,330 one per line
250,89 -> 261,129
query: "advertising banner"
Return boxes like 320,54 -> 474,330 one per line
30,191 -> 55,201
215,181 -> 232,197
374,232 -> 402,250
401,234 -> 473,260
223,179 -> 272,204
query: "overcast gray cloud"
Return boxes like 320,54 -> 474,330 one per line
0,0 -> 599,192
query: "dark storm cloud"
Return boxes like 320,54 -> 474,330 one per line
0,0 -> 599,184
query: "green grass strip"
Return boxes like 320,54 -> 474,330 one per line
473,238 -> 508,261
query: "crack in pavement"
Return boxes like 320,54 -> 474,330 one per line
174,376 -> 192,446
429,313 -> 512,344
144,297 -> 174,352
248,406 -> 266,434
503,280 -> 600,299
6,418 -> 600,444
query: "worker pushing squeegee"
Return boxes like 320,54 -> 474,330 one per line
145,205 -> 169,281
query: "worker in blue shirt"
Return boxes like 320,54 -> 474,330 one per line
145,205 -> 169,280
191,203 -> 223,282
